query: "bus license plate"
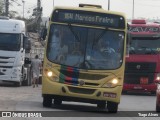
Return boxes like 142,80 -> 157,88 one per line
140,77 -> 148,84
103,92 -> 116,98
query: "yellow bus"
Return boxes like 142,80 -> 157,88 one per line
42,4 -> 127,113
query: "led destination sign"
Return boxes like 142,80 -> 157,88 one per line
52,10 -> 125,29
60,13 -> 115,25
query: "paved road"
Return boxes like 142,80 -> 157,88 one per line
0,83 -> 159,120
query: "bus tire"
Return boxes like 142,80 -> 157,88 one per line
54,99 -> 62,105
107,101 -> 118,113
97,101 -> 106,109
43,96 -> 52,107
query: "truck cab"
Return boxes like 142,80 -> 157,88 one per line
124,19 -> 160,94
0,17 -> 31,86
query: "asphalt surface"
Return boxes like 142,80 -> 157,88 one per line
0,82 -> 159,120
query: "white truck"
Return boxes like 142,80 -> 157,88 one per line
0,17 -> 31,86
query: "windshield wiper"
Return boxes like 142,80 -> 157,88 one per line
138,46 -> 157,54
139,46 -> 157,54
68,24 -> 88,69
129,50 -> 136,54
68,23 -> 80,42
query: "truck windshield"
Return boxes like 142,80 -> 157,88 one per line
47,24 -> 124,70
0,33 -> 21,51
129,37 -> 160,55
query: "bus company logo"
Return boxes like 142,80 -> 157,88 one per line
136,65 -> 141,69
79,80 -> 85,86
2,112 -> 11,117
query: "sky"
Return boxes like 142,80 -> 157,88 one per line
9,0 -> 160,20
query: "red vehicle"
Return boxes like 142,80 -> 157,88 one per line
123,19 -> 160,94
156,83 -> 160,112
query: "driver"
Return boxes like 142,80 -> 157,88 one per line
99,40 -> 115,53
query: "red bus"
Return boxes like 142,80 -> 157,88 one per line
123,19 -> 160,94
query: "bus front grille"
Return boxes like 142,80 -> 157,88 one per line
68,86 -> 95,94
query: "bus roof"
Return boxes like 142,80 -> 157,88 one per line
52,6 -> 126,18
0,19 -> 26,34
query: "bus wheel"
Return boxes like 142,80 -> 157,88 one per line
107,101 -> 118,113
54,99 -> 62,105
97,101 -> 106,109
43,96 -> 52,107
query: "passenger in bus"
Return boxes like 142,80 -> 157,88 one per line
48,29 -> 61,61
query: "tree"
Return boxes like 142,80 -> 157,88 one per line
0,0 -> 4,15
9,10 -> 18,18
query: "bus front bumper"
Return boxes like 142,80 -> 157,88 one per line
42,79 -> 123,103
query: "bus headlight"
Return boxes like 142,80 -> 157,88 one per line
47,71 -> 53,77
45,70 -> 59,82
102,78 -> 119,88
111,79 -> 118,84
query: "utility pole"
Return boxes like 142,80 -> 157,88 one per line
5,0 -> 9,16
132,0 -> 135,19
37,0 -> 41,12
108,0 -> 110,10
37,0 -> 42,32
22,0 -> 25,18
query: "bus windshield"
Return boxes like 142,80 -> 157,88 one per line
129,37 -> 160,55
0,33 -> 21,51
47,24 -> 124,70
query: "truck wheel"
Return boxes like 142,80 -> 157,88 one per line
14,81 -> 22,87
43,96 -> 52,107
156,104 -> 160,112
26,67 -> 31,86
97,101 -> 106,109
22,67 -> 31,86
28,69 -> 32,86
156,99 -> 160,112
151,91 -> 156,95
107,101 -> 118,113
54,99 -> 62,105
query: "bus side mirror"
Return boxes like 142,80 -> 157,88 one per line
40,28 -> 47,41
24,36 -> 31,53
